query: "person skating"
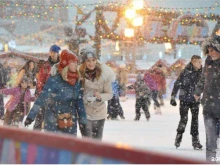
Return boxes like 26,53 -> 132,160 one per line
170,55 -> 203,150
33,44 -> 60,130
144,70 -> 161,114
107,78 -> 125,120
194,35 -> 220,162
129,73 -> 151,121
24,50 -> 87,136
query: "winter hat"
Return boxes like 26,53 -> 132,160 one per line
202,35 -> 220,55
50,44 -> 61,53
58,50 -> 79,86
79,47 -> 97,63
58,49 -> 78,69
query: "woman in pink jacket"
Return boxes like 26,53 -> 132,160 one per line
0,77 -> 35,127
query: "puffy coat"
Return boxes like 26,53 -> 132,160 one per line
172,62 -> 202,102
27,73 -> 87,135
195,56 -> 220,118
0,87 -> 35,114
143,71 -> 158,91
83,63 -> 115,120
36,57 -> 59,96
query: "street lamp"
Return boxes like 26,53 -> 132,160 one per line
133,16 -> 143,26
125,9 -> 136,19
124,28 -> 134,37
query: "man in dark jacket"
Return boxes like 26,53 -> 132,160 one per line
170,55 -> 203,150
194,35 -> 220,162
33,44 -> 60,130
0,63 -> 7,120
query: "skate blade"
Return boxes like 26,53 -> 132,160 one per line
193,148 -> 202,150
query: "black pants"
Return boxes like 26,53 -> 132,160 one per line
107,96 -> 124,118
176,101 -> 199,136
81,119 -> 105,140
33,108 -> 45,130
135,97 -> 150,118
0,94 -> 4,118
152,90 -> 160,108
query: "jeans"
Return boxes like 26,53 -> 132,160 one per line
204,115 -> 218,163
81,119 -> 105,140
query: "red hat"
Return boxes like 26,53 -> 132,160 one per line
59,50 -> 78,69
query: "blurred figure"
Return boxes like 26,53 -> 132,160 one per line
16,60 -> 37,88
170,55 -> 203,150
0,77 -> 35,127
144,70 -> 161,114
132,73 -> 151,121
118,63 -> 129,101
151,64 -> 166,106
34,45 -> 60,130
194,35 -> 220,162
0,63 -> 7,120
107,76 -> 125,120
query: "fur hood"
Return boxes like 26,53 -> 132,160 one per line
202,35 -> 220,55
98,61 -> 116,82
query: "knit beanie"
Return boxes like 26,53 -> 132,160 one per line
79,47 -> 97,63
50,44 -> 61,53
58,50 -> 78,69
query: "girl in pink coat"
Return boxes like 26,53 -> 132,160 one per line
0,77 -> 35,127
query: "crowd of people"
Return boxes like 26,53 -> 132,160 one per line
0,34 -> 220,162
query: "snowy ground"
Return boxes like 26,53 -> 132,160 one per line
2,94 -> 219,162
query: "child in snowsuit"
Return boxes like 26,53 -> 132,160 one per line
0,77 -> 35,127
132,73 -> 151,121
107,79 -> 125,120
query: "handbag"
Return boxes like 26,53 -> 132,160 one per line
57,112 -> 73,129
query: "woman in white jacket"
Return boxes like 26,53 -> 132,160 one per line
78,47 -> 115,140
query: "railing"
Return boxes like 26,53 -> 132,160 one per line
0,126 -> 206,164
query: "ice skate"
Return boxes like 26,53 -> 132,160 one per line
175,133 -> 182,149
192,136 -> 203,150
134,115 -> 140,121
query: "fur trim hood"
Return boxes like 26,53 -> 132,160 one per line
98,61 -> 116,82
202,35 -> 220,55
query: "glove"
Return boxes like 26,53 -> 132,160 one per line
170,97 -> 177,106
24,118 -> 34,127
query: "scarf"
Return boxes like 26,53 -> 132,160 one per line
58,66 -> 79,86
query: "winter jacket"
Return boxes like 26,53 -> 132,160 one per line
0,87 -> 35,114
83,63 -> 115,120
112,80 -> 120,97
151,68 -> 166,92
195,56 -> 220,118
36,56 -> 59,96
134,79 -> 151,99
27,73 -> 87,135
172,62 -> 202,102
0,64 -> 7,88
143,71 -> 158,91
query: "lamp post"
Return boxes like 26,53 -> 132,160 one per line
123,0 -> 144,73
